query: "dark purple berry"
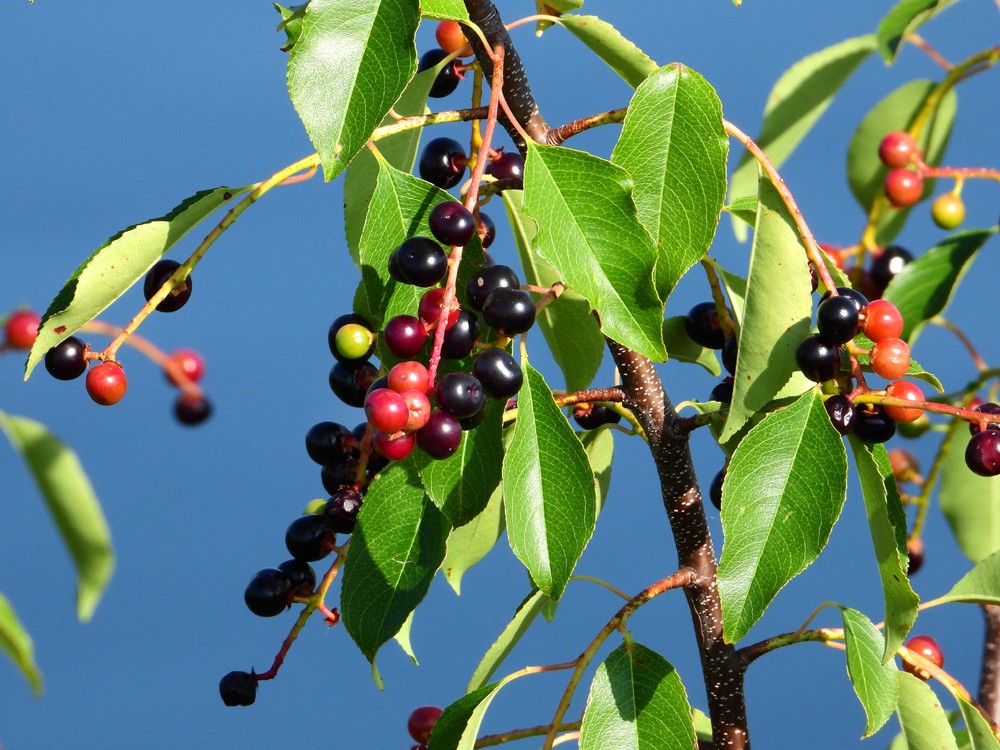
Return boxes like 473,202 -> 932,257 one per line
969,403 -> 1000,435
417,411 -> 463,459
418,137 -> 467,190
305,421 -> 352,466
321,463 -> 356,495
458,403 -> 488,430
871,246 -> 913,291
825,395 -> 857,435
709,469 -> 725,511
478,212 -> 496,249
572,403 -> 622,430
466,265 -> 520,311
819,286 -> 869,313
487,151 -> 525,183
685,302 -> 726,350
435,372 -> 486,420
854,406 -> 897,444
722,338 -> 738,376
278,559 -> 316,596
429,202 -> 477,247
328,313 -> 376,363
442,310 -> 480,359
325,488 -> 363,534
143,259 -> 192,313
472,347 -> 523,398
796,334 -> 841,382
966,430 -> 1000,476
44,336 -> 88,380
817,295 -> 861,345
418,48 -> 464,98
285,514 -> 335,562
383,315 -> 429,359
219,670 -> 257,706
329,360 -> 378,407
174,394 -> 213,425
483,288 -> 535,336
710,379 -> 734,404
244,568 -> 292,617
365,375 -> 390,400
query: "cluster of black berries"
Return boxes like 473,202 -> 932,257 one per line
823,242 -> 913,303
419,135 -> 525,197
684,300 -> 737,403
966,401 -> 1000,477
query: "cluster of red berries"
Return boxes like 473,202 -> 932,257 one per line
880,131 -> 966,230
965,401 -> 1000,477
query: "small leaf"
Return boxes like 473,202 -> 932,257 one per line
341,462 -> 449,663
441,482 -> 505,595
580,425 -> 614,512
25,186 -> 247,379
558,15 -> 658,88
428,672 -> 526,750
939,422 -> 1000,564
725,196 -> 758,227
522,144 -> 665,361
0,412 -> 113,622
504,189 -> 604,392
579,638 -> 697,750
882,229 -> 996,342
896,671 -> 961,750
939,550 -> 1000,606
0,592 -> 42,696
955,693 -> 1000,750
287,0 -> 420,181
420,0 -> 470,21
877,0 -> 956,64
467,589 -> 551,692
503,364 -> 597,599
662,317 -> 722,376
849,440 -> 919,660
840,606 -> 899,737
393,610 -> 418,664
717,390 -> 848,642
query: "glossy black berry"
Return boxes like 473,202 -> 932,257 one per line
219,670 -> 257,707
285,514 -> 335,562
854,406 -> 897,444
722,338 -> 738,376
817,296 -> 861,345
418,48 -> 464,98
871,246 -> 913,290
685,302 -> 726,350
478,212 -> 496,249
328,313 -> 376,364
305,421 -> 352,466
466,265 -> 520,311
710,379 -> 734,404
417,411 -> 463,459
418,137 -> 467,189
44,336 -> 88,380
383,315 -> 428,359
329,360 -> 379,408
572,403 -> 622,430
435,372 -> 486,420
487,151 -> 525,183
278,559 -> 316,596
459,403 -> 488,430
143,259 -> 192,313
244,568 -> 292,617
429,202 -> 477,247
796,334 -> 841,382
325,488 -> 363,534
824,395 -> 857,435
321,463 -> 355,495
391,237 -> 449,287
472,347 -> 523,399
442,310 -> 480,359
819,286 -> 869,314
483,288 -> 535,336
966,430 -> 1000,476
709,470 -> 725,511
174,394 -> 213,425
969,403 -> 1000,435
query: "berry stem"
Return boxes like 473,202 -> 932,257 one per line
853,392 -> 996,429
930,316 -> 988,372
904,33 -> 953,71
909,399 -> 968,540
474,721 -> 581,749
700,259 -> 738,340
913,159 -> 1000,183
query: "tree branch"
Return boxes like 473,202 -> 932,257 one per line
979,604 -> 1000,723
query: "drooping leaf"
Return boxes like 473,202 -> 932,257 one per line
955,693 -> 1000,750
708,260 -> 747,326
420,0 -> 470,21
882,229 -> 996,342
558,15 -> 658,88
939,422 -> 1000,564
718,390 -> 848,642
849,440 -> 919,660
719,171 -> 814,444
840,606 -> 899,737
441,482 -> 505,595
25,186 -> 247,379
341,462 -> 449,663
393,610 -> 418,664
612,63 -> 728,301
522,144 -> 665,361
503,363 -> 597,599
729,35 -> 876,239
0,413 -> 113,622
895,671 -> 961,750
662,317 -> 722,376
467,589 -> 551,692
579,638 -> 697,750
876,0 -> 957,64
427,672 -> 526,750
287,0 -> 420,181
939,550 -> 1000,606
0,593 -> 41,696
580,421 -> 614,512
504,189 -> 604,391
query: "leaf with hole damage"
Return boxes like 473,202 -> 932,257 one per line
718,390 -> 848,642
939,421 -> 1000,564
877,0 -> 957,64
939,549 -> 1000,606
840,606 -> 899,737
558,15 -> 658,88
0,593 -> 41,696
287,0 -> 419,181
468,589 -> 551,692
24,186 -> 247,379
896,671 -> 961,750
522,144 -> 665,361
612,63 -> 728,302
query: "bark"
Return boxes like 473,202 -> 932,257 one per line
978,604 -> 1000,724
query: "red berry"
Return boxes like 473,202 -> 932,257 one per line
400,389 -> 431,432
870,338 -> 910,380
878,131 -> 918,169
407,705 -> 444,744
418,288 -> 459,331
86,362 -> 128,406
884,380 -> 923,423
388,361 -> 429,394
884,169 -> 923,208
384,315 -> 429,359
4,309 -> 40,349
365,388 -> 409,434
862,300 -> 904,342
373,430 -> 416,461
165,348 -> 206,386
902,635 -> 943,680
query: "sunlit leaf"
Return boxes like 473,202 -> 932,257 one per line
428,671 -> 526,750
955,693 -> 1000,750
939,423 -> 1000,564
441,482 -> 505,595
840,606 -> 898,737
0,593 -> 42,696
558,15 -> 658,88
895,671 -> 961,750
421,0 -> 469,21
467,589 -> 551,692
876,0 -> 957,64
939,550 -> 1000,606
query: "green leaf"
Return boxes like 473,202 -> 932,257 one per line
662,317 -> 722,376
719,171 -> 814,444
417,399 -> 503,528
503,363 -> 597,599
393,610 -> 418,664
708,260 -> 748,326
441,482 -> 505,595
341,461 -> 449,663
846,80 -> 957,245
939,422 -> 1000,564
0,593 -> 42,696
692,708 -> 713,741
467,589 -> 550,692
896,671 -> 961,750
504,189 -> 604,392
849,440 -> 919,660
612,63 -> 728,301
287,0 -> 420,181
420,0 -> 469,21
579,638 -> 697,750
725,196 -> 758,227
274,3 -> 308,52
0,413 -> 113,622
717,390 -> 848,642
955,693 -> 1000,750
580,427 -> 614,512
728,35 -> 876,239
939,550 -> 1000,606
535,0 -> 584,34
841,606 -> 899,737
882,229 -> 996,342
522,144 -> 665,361
25,186 -> 247,379
876,0 -> 956,64
428,672 -> 526,750
558,15 -> 658,88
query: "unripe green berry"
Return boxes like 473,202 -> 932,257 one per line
335,323 -> 376,361
930,193 -> 965,230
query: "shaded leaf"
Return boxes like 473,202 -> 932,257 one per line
0,593 -> 41,696
580,422 -> 614,512
939,422 -> 1000,564
955,693 -> 1000,750
840,606 -> 899,737
877,0 -> 956,64
535,0 -> 584,34
393,610 -> 418,664
725,196 -> 758,227
428,672 -> 525,750
940,550 -> 1000,606
274,3 -> 308,52
467,589 -> 550,692
441,482 -> 505,595
662,317 -> 722,376
0,412 -> 113,622
558,15 -> 658,88
896,671 -> 961,750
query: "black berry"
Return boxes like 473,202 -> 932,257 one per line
244,568 -> 292,617
325,488 -> 363,534
418,137 -> 467,190
285,514 -> 335,562
442,310 -> 480,359
572,403 -> 622,430
321,463 -> 356,495
816,296 -> 860,345
710,379 -> 734,404
871,246 -> 913,290
487,151 -> 525,183
219,670 -> 257,707
709,470 -> 725,511
966,430 -> 1000,476
819,286 -> 869,314
685,302 -> 726,350
824,395 -> 857,435
435,372 -> 486,420
143,259 -> 192,313
174,394 -> 213,425
483,288 -> 535,336
305,421 -> 352,466
44,336 -> 88,380
722,338 -> 738,376
796,334 -> 841,382
853,406 -> 897,444
969,402 -> 1000,435
429,202 -> 477,247
329,360 -> 379,407
278,559 -> 316,596
418,48 -> 464,98
389,237 -> 448,287
466,265 -> 520,311
417,411 -> 463,459
472,347 -> 523,398
383,315 -> 429,359
478,212 -> 496,249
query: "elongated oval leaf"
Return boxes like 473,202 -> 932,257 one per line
341,461 -> 449,663
503,363 -> 597,599
612,63 -> 728,301
441,483 -> 505,595
25,186 -> 247,379
939,422 -> 1000,564
558,15 -> 658,88
956,693 -> 1000,750
428,671 -> 526,750
467,589 -> 551,692
287,0 -> 420,181
581,424 -> 615,512
896,671 -> 961,750
522,144 -> 665,361
0,412 -> 113,622
580,638 -> 697,750
0,593 -> 41,696
718,390 -> 848,642
877,0 -> 957,64
940,550 -> 1000,606
840,606 -> 899,737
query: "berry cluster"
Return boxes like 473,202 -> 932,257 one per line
879,131 -> 967,230
416,22 -> 473,100
684,300 -> 738,403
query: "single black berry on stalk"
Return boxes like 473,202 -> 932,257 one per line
305,421 -> 352,466
329,360 -> 379,407
483,288 -> 535,336
442,310 -> 480,359
328,313 -> 376,364
418,48 -> 464,98
685,302 -> 726,350
383,315 -> 428,359
487,151 -> 525,183
436,372 -> 486,420
278,559 -> 316,596
429,202 -> 477,247
219,670 -> 257,707
966,430 -> 1000,476
467,265 -> 520,311
472,347 -> 523,398
325,488 -> 363,534
390,237 -> 449,287
478,212 -> 496,249
572,403 -> 622,430
819,286 -> 869,314
853,406 -> 897,444
418,137 -> 467,189
174,394 -> 213,425
825,395 -> 857,435
722,338 -> 738,376
817,296 -> 861,345
969,402 -> 1000,435
796,334 -> 841,382
44,336 -> 88,380
244,568 -> 292,617
285,514 -> 335,562
709,469 -> 725,511
417,411 -> 463,459
871,246 -> 913,290
143,259 -> 192,313
710,379 -> 734,404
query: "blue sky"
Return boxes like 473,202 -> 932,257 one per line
1,2 -> 998,748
